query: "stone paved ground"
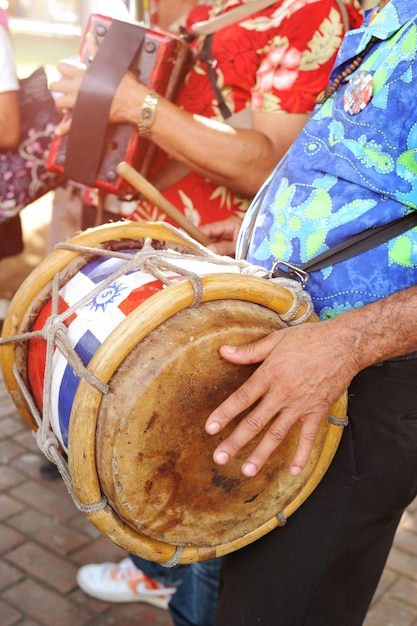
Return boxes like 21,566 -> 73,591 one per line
0,197 -> 417,625
0,373 -> 172,626
1,353 -> 417,626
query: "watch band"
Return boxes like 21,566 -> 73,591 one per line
137,91 -> 159,138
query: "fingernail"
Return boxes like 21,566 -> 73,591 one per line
223,345 -> 236,354
242,462 -> 257,477
206,421 -> 220,435
214,451 -> 229,465
290,465 -> 302,476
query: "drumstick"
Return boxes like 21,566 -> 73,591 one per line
117,161 -> 212,247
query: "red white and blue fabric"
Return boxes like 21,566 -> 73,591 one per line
28,251 -> 242,450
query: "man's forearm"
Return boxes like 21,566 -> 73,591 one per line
332,283 -> 417,373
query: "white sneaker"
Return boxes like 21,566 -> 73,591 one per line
76,557 -> 176,609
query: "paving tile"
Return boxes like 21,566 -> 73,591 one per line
0,439 -> 26,464
0,494 -> 25,522
68,512 -> 102,540
0,524 -> 24,554
11,451 -> 45,479
71,535 -> 127,566
0,398 -> 22,420
386,546 -> 417,583
0,415 -> 27,437
69,587 -> 114,614
36,523 -> 91,556
364,596 -> 417,626
4,542 -> 78,593
0,599 -> 22,626
13,428 -> 42,451
0,560 -> 25,591
9,509 -> 90,556
86,602 -> 173,626
390,577 -> 417,609
393,529 -> 417,558
1,579 -> 92,626
9,508 -> 69,535
8,481 -> 76,521
0,465 -> 26,490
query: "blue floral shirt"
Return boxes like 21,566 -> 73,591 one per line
237,0 -> 417,320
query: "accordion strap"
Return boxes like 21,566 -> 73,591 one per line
64,20 -> 146,187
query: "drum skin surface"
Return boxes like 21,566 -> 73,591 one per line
0,222 -> 347,563
96,299 -> 326,548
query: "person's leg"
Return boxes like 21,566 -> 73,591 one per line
169,559 -> 222,626
215,356 -> 417,626
0,214 -> 23,259
130,554 -> 189,587
76,555 -> 178,609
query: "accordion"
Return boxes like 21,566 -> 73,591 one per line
47,14 -> 194,197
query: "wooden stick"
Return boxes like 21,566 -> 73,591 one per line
117,161 -> 211,246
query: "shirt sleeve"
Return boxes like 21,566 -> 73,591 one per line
251,0 -> 361,115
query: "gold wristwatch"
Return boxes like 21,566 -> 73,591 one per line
137,91 -> 159,138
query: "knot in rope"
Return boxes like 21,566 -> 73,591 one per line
269,276 -> 314,325
41,314 -> 67,342
36,430 -> 60,463
140,248 -> 205,306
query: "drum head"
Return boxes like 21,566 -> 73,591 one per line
95,298 -> 324,548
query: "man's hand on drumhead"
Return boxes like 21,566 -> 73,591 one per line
205,319 -> 356,477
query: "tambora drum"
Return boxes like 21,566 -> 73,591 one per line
1,222 -> 347,565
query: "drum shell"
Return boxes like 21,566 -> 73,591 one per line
1,222 -> 347,563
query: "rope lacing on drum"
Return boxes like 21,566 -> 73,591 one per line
0,225 -> 315,517
267,276 -> 313,325
0,271 -> 114,513
11,363 -> 106,514
277,511 -> 287,526
163,547 -> 185,568
328,413 -> 349,427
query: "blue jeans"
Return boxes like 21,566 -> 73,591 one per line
130,555 -> 222,626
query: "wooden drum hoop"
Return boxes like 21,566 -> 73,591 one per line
1,221 -> 347,565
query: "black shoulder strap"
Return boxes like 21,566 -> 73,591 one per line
272,211 -> 417,279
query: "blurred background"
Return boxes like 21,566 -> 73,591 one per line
0,0 -> 79,303
0,0 -> 142,303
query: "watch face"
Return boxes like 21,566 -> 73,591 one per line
138,93 -> 158,135
142,106 -> 154,123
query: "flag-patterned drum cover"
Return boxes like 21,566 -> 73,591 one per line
27,250 -> 247,452
0,222 -> 347,565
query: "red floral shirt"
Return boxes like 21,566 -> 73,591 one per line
130,0 -> 363,227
